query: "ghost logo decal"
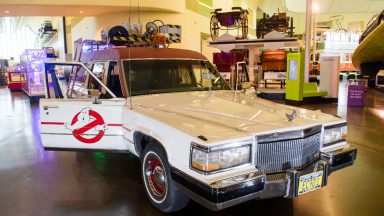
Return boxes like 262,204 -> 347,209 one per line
64,107 -> 107,144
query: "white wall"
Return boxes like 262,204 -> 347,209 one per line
50,17 -> 66,61
67,0 -> 268,61
287,12 -> 306,34
316,13 -> 376,31
70,17 -> 97,54
213,0 -> 234,12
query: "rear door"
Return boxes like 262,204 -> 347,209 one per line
40,62 -> 128,151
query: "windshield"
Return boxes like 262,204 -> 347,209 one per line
123,59 -> 230,96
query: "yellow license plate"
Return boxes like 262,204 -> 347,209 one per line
297,171 -> 323,195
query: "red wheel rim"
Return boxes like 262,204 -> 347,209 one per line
144,153 -> 167,199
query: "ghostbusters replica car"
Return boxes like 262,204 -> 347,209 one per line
40,47 -> 356,212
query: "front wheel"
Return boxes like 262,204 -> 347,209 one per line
141,142 -> 190,213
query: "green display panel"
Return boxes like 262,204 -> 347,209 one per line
286,52 -> 305,101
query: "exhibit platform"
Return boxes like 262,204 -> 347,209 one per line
352,22 -> 384,69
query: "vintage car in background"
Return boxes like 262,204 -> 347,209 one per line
40,47 -> 357,212
210,7 -> 249,40
359,10 -> 384,43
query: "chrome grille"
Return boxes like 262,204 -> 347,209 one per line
255,132 -> 321,174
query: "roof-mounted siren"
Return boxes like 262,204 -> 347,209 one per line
107,25 -> 130,47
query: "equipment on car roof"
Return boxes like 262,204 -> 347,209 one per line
108,25 -> 130,46
145,22 -> 159,36
104,20 -> 181,47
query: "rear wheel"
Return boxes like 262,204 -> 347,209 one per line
141,142 -> 189,213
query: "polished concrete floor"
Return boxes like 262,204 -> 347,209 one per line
0,85 -> 383,216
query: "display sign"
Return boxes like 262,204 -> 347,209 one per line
347,85 -> 365,107
11,73 -> 21,82
264,71 -> 286,80
289,60 -> 298,80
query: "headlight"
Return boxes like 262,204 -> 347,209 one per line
323,123 -> 347,146
191,143 -> 251,174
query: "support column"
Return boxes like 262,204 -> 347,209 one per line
304,0 -> 312,83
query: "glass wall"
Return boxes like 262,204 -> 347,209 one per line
0,17 -> 38,60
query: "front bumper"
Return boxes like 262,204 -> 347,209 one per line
171,144 -> 357,211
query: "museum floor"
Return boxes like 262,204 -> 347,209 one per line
0,84 -> 383,216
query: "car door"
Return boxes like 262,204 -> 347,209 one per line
40,62 -> 129,152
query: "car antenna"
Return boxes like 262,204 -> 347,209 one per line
128,47 -> 133,109
129,0 -> 131,26
128,0 -> 133,110
138,0 -> 141,27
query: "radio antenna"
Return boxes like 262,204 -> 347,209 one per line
128,2 -> 133,109
128,48 -> 133,110
129,0 -> 132,25
138,0 -> 141,24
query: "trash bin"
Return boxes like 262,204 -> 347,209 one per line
347,79 -> 367,107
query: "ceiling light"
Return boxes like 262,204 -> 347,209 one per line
4,10 -> 10,13
198,2 -> 213,10
79,11 -> 84,14
313,3 -> 319,13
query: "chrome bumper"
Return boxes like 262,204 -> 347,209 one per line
171,145 -> 357,211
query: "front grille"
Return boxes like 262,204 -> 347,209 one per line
255,132 -> 321,174
266,173 -> 286,181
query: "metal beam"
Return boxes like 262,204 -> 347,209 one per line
304,0 -> 312,83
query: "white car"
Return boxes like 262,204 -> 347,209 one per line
40,47 -> 357,212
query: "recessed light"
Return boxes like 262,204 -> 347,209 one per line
4,10 -> 10,13
79,11 -> 84,14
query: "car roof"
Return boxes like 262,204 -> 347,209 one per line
82,47 -> 208,62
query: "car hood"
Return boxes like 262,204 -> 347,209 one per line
132,91 -> 342,144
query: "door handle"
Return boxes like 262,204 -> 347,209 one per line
43,105 -> 59,110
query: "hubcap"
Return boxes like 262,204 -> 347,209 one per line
144,153 -> 167,199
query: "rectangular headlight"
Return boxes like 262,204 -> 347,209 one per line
323,124 -> 347,146
191,144 -> 251,174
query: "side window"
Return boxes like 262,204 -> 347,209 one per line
192,63 -> 211,88
105,62 -> 123,98
67,65 -> 88,98
88,62 -> 106,92
67,62 -> 107,99
179,66 -> 193,85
